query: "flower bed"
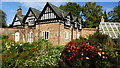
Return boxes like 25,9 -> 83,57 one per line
60,41 -> 118,67
1,37 -> 64,68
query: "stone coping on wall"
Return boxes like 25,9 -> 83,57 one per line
82,28 -> 97,31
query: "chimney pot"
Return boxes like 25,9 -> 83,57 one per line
17,6 -> 22,16
101,16 -> 104,22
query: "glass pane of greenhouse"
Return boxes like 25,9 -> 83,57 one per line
99,22 -> 120,39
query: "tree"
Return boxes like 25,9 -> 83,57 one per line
59,2 -> 82,18
0,10 -> 7,28
81,2 -> 103,28
103,11 -> 108,22
108,6 -> 120,22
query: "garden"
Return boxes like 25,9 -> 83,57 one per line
1,32 -> 120,68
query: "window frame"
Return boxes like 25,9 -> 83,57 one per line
77,34 -> 80,39
64,31 -> 69,39
42,31 -> 49,40
28,32 -> 33,43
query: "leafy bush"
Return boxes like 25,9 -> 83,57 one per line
0,35 -> 8,39
87,32 -> 115,48
2,37 -> 64,68
60,41 -> 117,67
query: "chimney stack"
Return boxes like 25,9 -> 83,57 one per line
17,6 -> 22,16
101,16 -> 104,22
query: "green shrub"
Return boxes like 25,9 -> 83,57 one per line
2,37 -> 64,67
0,35 -> 8,39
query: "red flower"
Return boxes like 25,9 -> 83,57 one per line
80,57 -> 83,60
86,49 -> 88,51
106,53 -> 109,54
32,52 -> 34,54
73,53 -> 76,56
32,47 -> 36,49
76,47 -> 80,49
76,58 -> 79,61
67,59 -> 70,61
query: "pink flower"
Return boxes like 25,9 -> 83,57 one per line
73,53 -> 76,56
81,52 -> 84,55
76,58 -> 79,61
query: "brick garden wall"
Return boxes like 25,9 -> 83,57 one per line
1,26 -> 97,45
81,28 -> 97,38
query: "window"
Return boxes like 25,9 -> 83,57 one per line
79,24 -> 82,29
28,20 -> 34,26
77,34 -> 80,39
15,32 -> 19,42
28,32 -> 33,43
64,32 -> 69,39
75,22 -> 77,28
42,31 -> 49,40
14,21 -> 21,25
66,16 -> 71,25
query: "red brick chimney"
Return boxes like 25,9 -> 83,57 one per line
17,6 -> 22,16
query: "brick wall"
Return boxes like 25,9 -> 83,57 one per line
37,23 -> 60,45
0,28 -> 18,40
1,26 -> 97,45
81,28 -> 97,38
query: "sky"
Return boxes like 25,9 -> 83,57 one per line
1,1 -> 120,25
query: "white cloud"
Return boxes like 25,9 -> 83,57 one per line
21,2 -> 46,10
20,2 -> 66,10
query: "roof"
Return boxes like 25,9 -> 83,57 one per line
16,15 -> 25,23
47,2 -> 70,18
30,7 -> 41,18
73,16 -> 77,21
11,14 -> 25,27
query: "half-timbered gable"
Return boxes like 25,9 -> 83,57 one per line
12,14 -> 25,28
72,16 -> 82,30
39,2 -> 61,23
23,7 -> 41,27
38,2 -> 82,30
41,6 -> 57,20
64,12 -> 73,28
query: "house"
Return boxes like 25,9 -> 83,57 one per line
10,2 -> 82,45
12,2 -> 82,44
1,2 -> 97,45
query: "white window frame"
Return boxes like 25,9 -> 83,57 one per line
42,31 -> 49,40
64,31 -> 69,39
28,32 -> 33,43
75,22 -> 77,28
77,34 -> 80,39
79,24 -> 82,29
15,32 -> 20,42
65,16 -> 71,25
28,20 -> 34,26
13,21 -> 21,25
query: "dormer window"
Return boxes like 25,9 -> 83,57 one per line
79,24 -> 82,29
75,22 -> 77,28
28,20 -> 34,26
65,16 -> 71,25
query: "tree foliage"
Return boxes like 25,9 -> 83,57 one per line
81,2 -> 103,28
59,2 -> 82,18
60,2 -> 104,28
103,11 -> 108,22
108,6 -> 120,22
0,10 -> 7,28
